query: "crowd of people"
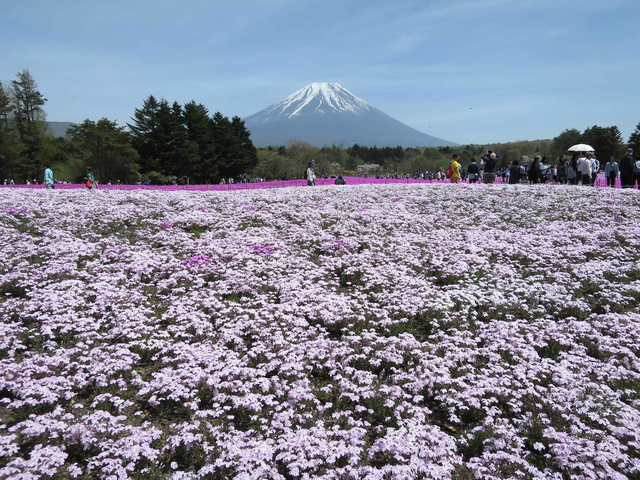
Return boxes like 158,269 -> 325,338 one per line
444,148 -> 640,188
5,149 -> 640,190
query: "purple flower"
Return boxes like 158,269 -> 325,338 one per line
247,244 -> 275,255
3,206 -> 27,216
182,254 -> 213,266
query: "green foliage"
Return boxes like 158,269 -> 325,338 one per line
345,155 -> 362,172
346,144 -> 404,167
39,136 -> 77,183
551,128 -> 582,157
145,171 -> 172,185
412,154 -> 427,171
8,69 -> 49,180
67,118 -> 140,183
127,97 -> 197,178
127,95 -> 162,171
252,149 -> 286,180
627,122 -> 640,156
550,125 -> 626,163
501,148 -> 522,168
423,148 -> 443,162
213,113 -> 258,180
127,97 -> 257,183
582,125 -> 626,162
0,83 -> 23,180
182,101 -> 216,180
286,140 -> 318,179
320,143 -> 349,168
314,152 -> 334,177
252,140 -> 566,178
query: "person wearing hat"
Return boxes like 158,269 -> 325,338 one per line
620,148 -> 635,189
43,164 -> 54,189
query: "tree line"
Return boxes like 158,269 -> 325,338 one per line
2,68 -> 639,184
0,69 -> 258,184
256,123 -> 639,180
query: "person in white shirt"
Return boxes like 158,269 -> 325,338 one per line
306,159 -> 316,186
576,154 -> 588,185
581,153 -> 593,186
590,153 -> 600,186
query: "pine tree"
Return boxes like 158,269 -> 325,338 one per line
552,128 -> 582,157
129,97 -> 258,182
9,69 -> 48,180
0,83 -> 14,129
127,95 -> 162,172
209,112 -> 257,180
128,97 -> 199,178
0,83 -> 22,181
230,115 -> 258,173
582,125 -> 625,162
182,101 -> 215,181
211,112 -> 233,179
155,100 -> 189,176
628,122 -> 640,156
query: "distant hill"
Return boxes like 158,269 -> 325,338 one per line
47,122 -> 74,138
244,83 -> 457,148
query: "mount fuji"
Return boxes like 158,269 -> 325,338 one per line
243,83 -> 457,148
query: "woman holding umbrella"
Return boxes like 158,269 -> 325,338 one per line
568,153 -> 579,185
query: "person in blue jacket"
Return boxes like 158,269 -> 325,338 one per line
604,156 -> 619,188
43,164 -> 54,189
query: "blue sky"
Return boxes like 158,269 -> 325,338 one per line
2,0 -> 639,145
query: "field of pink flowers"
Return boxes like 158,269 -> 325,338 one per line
1,183 -> 639,480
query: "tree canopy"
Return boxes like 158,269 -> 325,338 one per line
67,119 -> 140,183
127,96 -> 257,183
627,122 -> 640,155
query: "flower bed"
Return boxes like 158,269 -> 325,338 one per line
0,184 -> 639,479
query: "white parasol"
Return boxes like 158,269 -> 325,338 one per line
568,144 -> 595,152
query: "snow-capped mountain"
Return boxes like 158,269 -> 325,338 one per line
244,82 -> 456,148
256,83 -> 372,119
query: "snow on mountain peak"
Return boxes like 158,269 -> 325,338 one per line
259,82 -> 372,119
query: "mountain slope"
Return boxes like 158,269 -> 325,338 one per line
47,122 -> 74,138
244,83 -> 457,148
